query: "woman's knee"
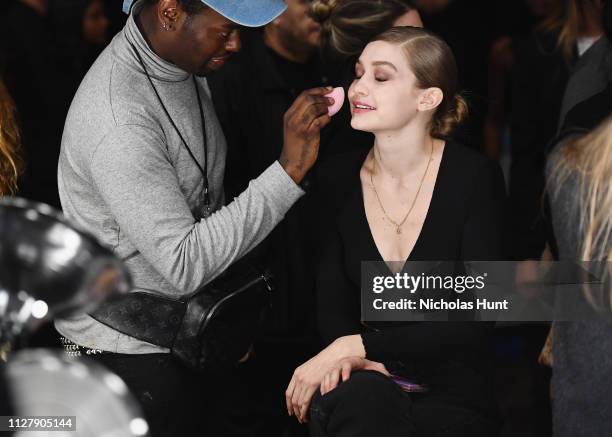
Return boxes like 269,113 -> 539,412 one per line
309,371 -> 414,436
314,370 -> 404,414
337,370 -> 396,399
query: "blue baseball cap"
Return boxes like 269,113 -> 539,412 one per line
122,0 -> 287,27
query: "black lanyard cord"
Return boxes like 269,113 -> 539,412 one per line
130,42 -> 211,213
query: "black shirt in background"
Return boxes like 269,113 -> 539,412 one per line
313,141 -> 509,418
508,30 -> 570,260
208,30 -> 326,337
209,29 -> 325,199
268,45 -> 318,98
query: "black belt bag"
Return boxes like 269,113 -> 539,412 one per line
90,262 -> 274,372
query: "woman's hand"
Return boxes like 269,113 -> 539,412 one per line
285,335 -> 366,423
320,357 -> 390,396
285,351 -> 336,423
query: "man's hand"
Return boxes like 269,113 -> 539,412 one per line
280,87 -> 334,184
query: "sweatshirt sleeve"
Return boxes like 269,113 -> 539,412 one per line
90,124 -> 303,296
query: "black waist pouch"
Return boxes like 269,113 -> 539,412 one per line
90,262 -> 273,372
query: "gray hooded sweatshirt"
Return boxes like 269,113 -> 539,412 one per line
55,1 -> 304,354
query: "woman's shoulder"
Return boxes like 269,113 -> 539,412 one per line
436,141 -> 507,215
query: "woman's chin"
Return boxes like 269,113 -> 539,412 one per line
350,118 -> 376,133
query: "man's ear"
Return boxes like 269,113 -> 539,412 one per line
157,0 -> 181,31
417,87 -> 443,112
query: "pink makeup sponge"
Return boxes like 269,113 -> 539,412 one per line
326,87 -> 345,117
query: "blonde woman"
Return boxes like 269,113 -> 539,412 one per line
546,117 -> 612,436
286,27 -> 507,436
541,0 -> 605,64
311,0 -> 422,60
0,79 -> 23,196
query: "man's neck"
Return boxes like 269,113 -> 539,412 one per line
263,28 -> 312,64
20,0 -> 47,16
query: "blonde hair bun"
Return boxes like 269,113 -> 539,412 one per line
310,0 -> 338,23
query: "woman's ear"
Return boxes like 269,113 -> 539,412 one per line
417,88 -> 443,112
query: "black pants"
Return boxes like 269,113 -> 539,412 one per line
90,352 -> 253,437
309,371 -> 500,437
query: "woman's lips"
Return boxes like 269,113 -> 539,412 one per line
352,101 -> 376,114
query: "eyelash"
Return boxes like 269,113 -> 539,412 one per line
355,73 -> 388,82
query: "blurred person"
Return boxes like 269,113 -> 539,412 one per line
0,0 -> 61,207
503,5 -> 602,434
50,0 -> 110,114
310,0 -> 423,159
287,27 -> 507,436
546,117 -> 612,437
207,1 -> 326,434
545,3 -> 612,257
103,0 -> 129,37
483,0 -> 558,161
210,0 -> 323,200
555,0 -> 606,129
53,0 -> 334,435
83,0 -> 110,45
508,0 -> 605,261
0,79 -> 23,196
311,0 -> 422,62
545,0 -> 604,65
550,0 -> 612,141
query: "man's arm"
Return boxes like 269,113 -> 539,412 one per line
91,124 -> 303,296
91,87 -> 333,296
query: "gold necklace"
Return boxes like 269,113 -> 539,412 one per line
370,138 -> 435,235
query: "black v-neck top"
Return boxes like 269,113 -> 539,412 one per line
313,141 -> 509,415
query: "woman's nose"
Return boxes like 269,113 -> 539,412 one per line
350,77 -> 369,98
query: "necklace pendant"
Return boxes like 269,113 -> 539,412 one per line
396,227 -> 402,235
